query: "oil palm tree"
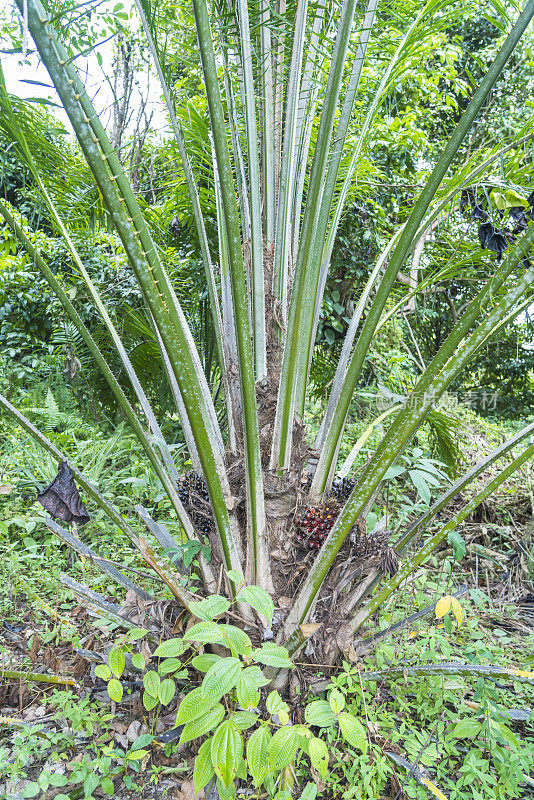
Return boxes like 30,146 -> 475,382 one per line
1,0 -> 534,669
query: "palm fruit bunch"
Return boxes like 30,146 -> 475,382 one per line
350,522 -> 398,576
178,471 -> 213,533
294,501 -> 340,550
330,476 -> 355,503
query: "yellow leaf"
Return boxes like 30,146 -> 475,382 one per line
450,598 -> 463,626
435,595 -> 452,619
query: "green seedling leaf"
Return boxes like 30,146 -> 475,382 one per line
246,726 -> 271,787
236,666 -> 267,709
449,718 -> 483,738
101,776 -> 115,795
230,711 -> 258,730
192,653 -> 223,672
153,638 -> 189,658
107,678 -> 123,703
143,670 -> 160,698
268,726 -> 299,769
94,664 -> 111,681
158,678 -> 176,706
253,643 -> 293,668
158,657 -> 182,675
211,720 -> 242,787
447,530 -> 466,562
225,570 -> 244,585
309,736 -> 329,780
125,627 -> 149,641
235,586 -> 275,625
183,621 -> 225,645
176,687 -> 215,724
180,704 -> 225,744
143,690 -> 158,711
338,712 -> 367,753
131,653 -> 146,670
219,624 -> 253,655
21,783 -> 40,798
194,738 -> 215,793
202,657 -> 242,702
266,690 -> 290,724
108,648 -> 125,678
329,688 -> 345,714
305,700 -> 336,727
131,733 -> 154,750
301,783 -> 318,800
126,748 -> 149,761
189,595 -> 231,621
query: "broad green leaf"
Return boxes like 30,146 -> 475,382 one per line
301,783 -> 318,800
246,726 -> 271,786
409,469 -> 431,503
236,666 -> 267,709
143,690 -> 158,711
192,653 -> 223,672
94,664 -> 111,680
126,748 -> 149,760
143,670 -> 160,698
329,689 -> 345,714
183,621 -> 225,645
268,726 -> 300,769
216,778 -> 236,800
304,700 -> 336,727
176,687 -> 215,724
107,678 -> 123,702
131,653 -> 146,670
21,783 -> 40,798
48,775 -> 67,787
194,738 -> 215,792
153,638 -> 189,658
219,624 -> 253,655
158,678 -> 176,706
131,734 -> 154,750
126,627 -> 149,641
101,776 -> 114,795
108,648 -> 125,678
189,595 -> 231,621
338,712 -> 367,753
226,570 -> 244,585
384,465 -> 405,479
309,736 -> 329,779
449,718 -> 483,738
230,711 -> 258,730
202,657 -> 242,702
235,586 -> 275,625
211,720 -> 242,787
447,530 -> 466,562
266,690 -> 290,724
180,704 -> 225,744
158,657 -> 182,675
253,643 -> 293,669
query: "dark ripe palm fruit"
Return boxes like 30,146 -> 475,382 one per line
178,470 -> 213,532
330,477 -> 355,503
295,502 -> 340,550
